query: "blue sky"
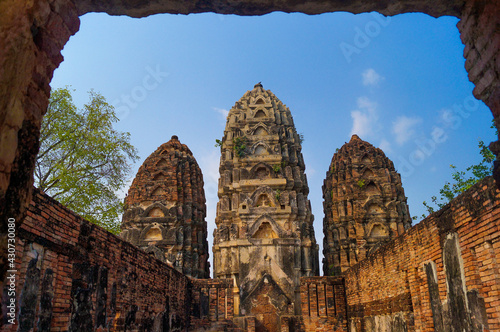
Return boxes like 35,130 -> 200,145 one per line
50,11 -> 495,275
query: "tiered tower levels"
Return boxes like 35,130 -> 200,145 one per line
121,136 -> 209,278
213,83 -> 319,331
322,135 -> 412,276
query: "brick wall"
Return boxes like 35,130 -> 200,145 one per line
458,0 -> 500,186
2,181 -> 500,331
344,176 -> 500,331
299,277 -> 347,332
0,0 -> 80,297
458,0 -> 499,119
0,188 -> 237,331
190,278 -> 239,331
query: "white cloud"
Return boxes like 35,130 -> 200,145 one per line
212,107 -> 229,119
350,96 -> 379,137
362,68 -> 384,86
305,167 -> 316,178
199,150 -> 220,187
379,138 -> 392,153
392,116 -> 422,145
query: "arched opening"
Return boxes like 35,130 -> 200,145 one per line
144,227 -> 163,241
255,167 -> 270,180
148,207 -> 164,217
370,224 -> 388,237
153,173 -> 166,181
367,203 -> 384,214
254,145 -> 269,155
254,126 -> 269,136
365,183 -> 381,195
156,159 -> 168,168
256,194 -> 273,207
363,168 -> 375,178
254,109 -> 267,118
361,155 -> 371,164
253,222 -> 278,239
151,187 -> 165,196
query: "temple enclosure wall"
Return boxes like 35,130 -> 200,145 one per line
1,0 -> 499,326
1,0 -> 499,299
344,176 -> 500,331
1,188 -> 237,332
2,177 -> 500,331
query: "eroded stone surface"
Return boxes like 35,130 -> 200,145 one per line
0,0 -> 80,294
322,134 -> 412,276
2,0 -> 500,312
120,135 -> 209,278
213,83 -> 319,329
74,0 -> 464,18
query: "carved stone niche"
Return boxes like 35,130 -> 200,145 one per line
253,222 -> 278,239
144,227 -> 163,241
148,207 -> 164,218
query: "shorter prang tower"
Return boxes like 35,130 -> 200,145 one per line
120,136 -> 209,278
322,135 -> 412,276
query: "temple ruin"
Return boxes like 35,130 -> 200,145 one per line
5,118 -> 497,331
1,0 -> 499,326
120,135 -> 209,278
0,0 -> 500,331
322,134 -> 412,276
213,83 -> 319,330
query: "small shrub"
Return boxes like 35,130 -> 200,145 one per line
233,136 -> 247,158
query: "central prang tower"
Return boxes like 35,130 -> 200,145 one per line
213,83 -> 319,330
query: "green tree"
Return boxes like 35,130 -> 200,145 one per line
35,87 -> 139,234
418,134 -> 495,219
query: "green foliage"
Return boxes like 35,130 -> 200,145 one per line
420,136 -> 495,219
275,189 -> 281,202
272,164 -> 281,173
298,133 -> 305,144
214,138 -> 222,148
357,179 -> 365,189
233,136 -> 247,158
35,87 -> 139,234
335,148 -> 340,153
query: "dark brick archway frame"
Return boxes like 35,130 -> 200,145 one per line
0,0 -> 498,287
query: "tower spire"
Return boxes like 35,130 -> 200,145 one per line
120,136 -> 209,278
213,85 -> 319,327
322,136 -> 412,276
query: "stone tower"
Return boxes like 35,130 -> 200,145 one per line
213,83 -> 319,330
322,135 -> 412,276
120,135 -> 209,278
